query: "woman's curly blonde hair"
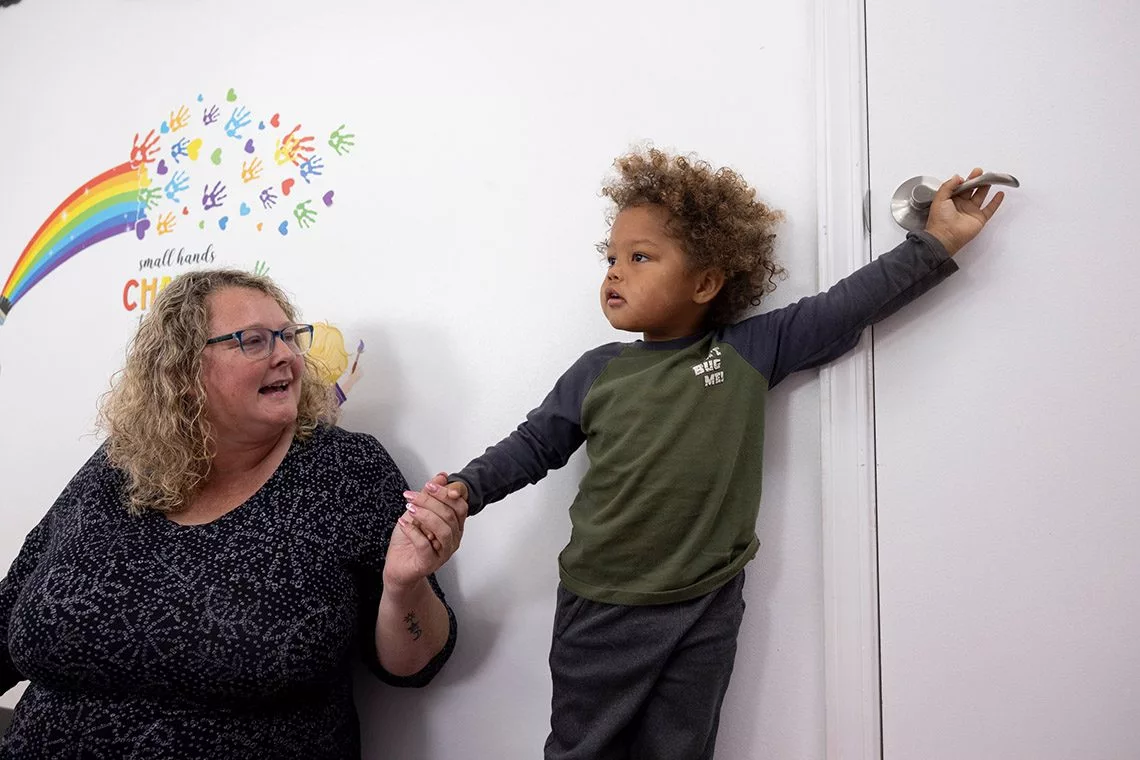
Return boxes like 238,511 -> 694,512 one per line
600,147 -> 786,326
98,269 -> 337,515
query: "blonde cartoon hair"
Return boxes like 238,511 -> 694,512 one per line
309,322 -> 350,385
98,268 -> 337,515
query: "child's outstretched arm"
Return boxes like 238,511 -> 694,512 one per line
426,345 -> 625,516
726,167 -> 1006,388
923,166 -> 1006,255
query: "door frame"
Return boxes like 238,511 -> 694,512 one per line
815,0 -> 882,758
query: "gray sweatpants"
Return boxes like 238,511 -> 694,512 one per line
545,571 -> 747,760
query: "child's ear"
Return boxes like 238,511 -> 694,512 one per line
692,268 -> 726,305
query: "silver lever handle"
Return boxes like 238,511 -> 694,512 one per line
909,172 -> 1020,208
892,172 -> 1020,231
953,171 -> 1020,197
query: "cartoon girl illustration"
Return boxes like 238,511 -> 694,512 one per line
309,321 -> 363,406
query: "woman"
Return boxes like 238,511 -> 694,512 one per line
0,269 -> 466,758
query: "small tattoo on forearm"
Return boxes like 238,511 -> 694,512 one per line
404,612 -> 423,641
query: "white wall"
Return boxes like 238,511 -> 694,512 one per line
0,1 -> 826,757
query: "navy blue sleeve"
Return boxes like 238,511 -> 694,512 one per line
724,231 -> 957,388
451,343 -> 625,513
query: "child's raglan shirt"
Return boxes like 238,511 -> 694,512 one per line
453,231 -> 957,605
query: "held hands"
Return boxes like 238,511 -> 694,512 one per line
924,167 -> 1006,255
383,473 -> 469,591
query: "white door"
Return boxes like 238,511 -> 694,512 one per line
866,2 -> 1140,759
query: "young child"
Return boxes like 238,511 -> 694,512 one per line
415,148 -> 1003,759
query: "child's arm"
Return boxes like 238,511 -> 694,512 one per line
442,344 -> 624,514
730,169 -> 1004,387
447,388 -> 583,514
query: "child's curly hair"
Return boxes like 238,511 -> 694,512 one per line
600,147 -> 785,326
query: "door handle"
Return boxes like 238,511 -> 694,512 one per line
891,172 -> 1020,231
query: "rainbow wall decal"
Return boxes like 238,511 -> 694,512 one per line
0,161 -> 147,324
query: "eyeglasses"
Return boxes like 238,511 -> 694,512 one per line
205,323 -> 314,360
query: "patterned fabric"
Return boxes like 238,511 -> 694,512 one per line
0,425 -> 455,759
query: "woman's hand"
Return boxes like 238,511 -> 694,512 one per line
383,473 -> 468,591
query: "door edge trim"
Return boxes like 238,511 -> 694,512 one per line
816,0 -> 883,757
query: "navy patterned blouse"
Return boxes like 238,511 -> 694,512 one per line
0,425 -> 456,759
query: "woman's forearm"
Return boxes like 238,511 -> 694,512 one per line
374,575 -> 450,677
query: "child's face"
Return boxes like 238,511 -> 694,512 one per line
600,205 -> 719,341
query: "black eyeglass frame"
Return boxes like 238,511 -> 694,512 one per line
204,323 -> 315,359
